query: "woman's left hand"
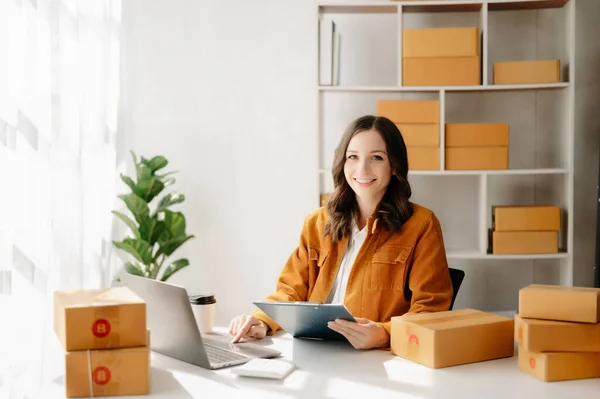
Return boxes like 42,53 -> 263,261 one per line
327,317 -> 390,349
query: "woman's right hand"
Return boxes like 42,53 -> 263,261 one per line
229,314 -> 268,343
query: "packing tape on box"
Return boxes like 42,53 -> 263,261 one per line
86,348 -> 123,397
86,350 -> 95,398
402,311 -> 500,327
92,306 -> 121,348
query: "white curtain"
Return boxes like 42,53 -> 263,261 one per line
0,0 -> 123,397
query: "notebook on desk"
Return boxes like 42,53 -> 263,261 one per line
253,301 -> 355,340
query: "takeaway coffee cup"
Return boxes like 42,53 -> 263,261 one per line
189,294 -> 216,334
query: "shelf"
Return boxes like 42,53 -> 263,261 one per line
318,0 -> 569,13
447,249 -> 568,259
318,83 -> 569,92
319,168 -> 569,175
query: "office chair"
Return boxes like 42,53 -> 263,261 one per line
448,268 -> 465,310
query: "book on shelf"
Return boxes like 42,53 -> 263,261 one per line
319,19 -> 340,86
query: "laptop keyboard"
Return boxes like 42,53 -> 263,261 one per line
205,344 -> 248,364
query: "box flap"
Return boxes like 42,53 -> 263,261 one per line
395,308 -> 511,330
55,287 -> 145,308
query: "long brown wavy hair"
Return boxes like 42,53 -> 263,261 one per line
324,115 -> 413,242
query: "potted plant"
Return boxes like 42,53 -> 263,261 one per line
112,152 -> 194,282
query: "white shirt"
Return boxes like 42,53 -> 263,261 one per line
326,221 -> 368,304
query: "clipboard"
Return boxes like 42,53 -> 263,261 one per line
253,301 -> 355,340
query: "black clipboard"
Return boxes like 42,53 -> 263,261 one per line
253,301 -> 355,340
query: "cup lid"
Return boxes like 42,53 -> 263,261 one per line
189,294 -> 216,305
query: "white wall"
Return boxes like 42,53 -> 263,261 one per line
121,0 -> 600,325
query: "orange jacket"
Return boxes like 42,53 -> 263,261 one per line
253,203 -> 453,335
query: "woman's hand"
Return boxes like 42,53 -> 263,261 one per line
327,317 -> 390,349
229,314 -> 268,343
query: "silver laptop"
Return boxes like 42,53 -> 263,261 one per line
121,272 -> 281,369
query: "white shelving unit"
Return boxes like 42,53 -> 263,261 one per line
317,0 -> 575,309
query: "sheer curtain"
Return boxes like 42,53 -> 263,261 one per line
0,1 -> 124,397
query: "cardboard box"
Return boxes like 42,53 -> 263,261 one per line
445,123 -> 509,147
403,57 -> 481,86
407,147 -> 440,170
320,194 -> 331,207
494,59 -> 560,85
519,284 -> 600,323
402,27 -> 479,58
390,308 -> 514,368
492,231 -> 558,254
515,314 -> 600,352
65,330 -> 150,397
493,206 -> 561,231
445,147 -> 508,170
396,124 -> 440,147
518,346 -> 600,382
377,100 -> 440,124
54,287 -> 147,351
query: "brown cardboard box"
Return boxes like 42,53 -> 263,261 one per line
54,287 -> 146,351
377,100 -> 440,124
407,147 -> 440,170
494,59 -> 560,85
390,308 -> 514,369
445,123 -> 509,147
493,206 -> 561,231
65,330 -> 150,397
515,315 -> 600,352
519,284 -> 600,323
403,57 -> 481,86
402,27 -> 479,58
396,124 -> 440,147
320,194 -> 331,207
445,147 -> 508,170
492,231 -> 558,254
518,346 -> 600,382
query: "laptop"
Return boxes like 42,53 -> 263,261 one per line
121,272 -> 281,369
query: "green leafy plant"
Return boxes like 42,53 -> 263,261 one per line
112,152 -> 194,282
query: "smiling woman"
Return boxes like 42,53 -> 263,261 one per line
229,115 -> 453,350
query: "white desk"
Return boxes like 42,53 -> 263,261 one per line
31,327 -> 600,399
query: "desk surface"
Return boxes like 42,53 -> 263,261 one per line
33,327 -> 600,399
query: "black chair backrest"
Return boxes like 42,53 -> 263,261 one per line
448,268 -> 465,310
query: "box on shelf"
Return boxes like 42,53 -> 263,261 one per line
390,308 -> 514,369
402,27 -> 479,58
445,147 -> 508,170
492,231 -> 558,254
515,314 -> 600,352
377,100 -> 440,124
494,59 -> 560,85
320,194 -> 331,207
519,284 -> 600,324
403,56 -> 481,86
518,346 -> 600,382
493,206 -> 561,232
65,330 -> 151,398
54,287 -> 147,352
445,123 -> 509,147
396,124 -> 440,147
407,147 -> 440,170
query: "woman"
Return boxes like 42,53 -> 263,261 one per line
229,115 -> 453,349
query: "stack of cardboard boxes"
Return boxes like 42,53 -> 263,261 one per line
494,60 -> 561,85
377,99 -> 441,170
445,123 -> 509,170
516,284 -> 600,382
390,308 -> 515,368
402,27 -> 480,86
54,287 -> 149,398
491,205 -> 561,254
